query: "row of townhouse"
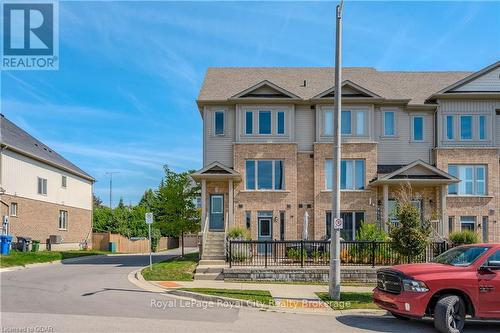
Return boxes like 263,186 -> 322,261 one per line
0,114 -> 94,250
192,61 -> 500,256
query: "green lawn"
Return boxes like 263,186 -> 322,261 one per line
142,252 -> 199,281
181,288 -> 274,305
0,250 -> 109,268
316,292 -> 378,310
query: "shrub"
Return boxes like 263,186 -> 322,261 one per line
227,226 -> 251,240
449,230 -> 480,245
356,223 -> 389,241
286,247 -> 306,262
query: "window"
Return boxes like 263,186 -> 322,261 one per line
412,116 -> 424,141
37,177 -> 47,195
483,250 -> 500,269
383,111 -> 395,136
446,115 -> 454,140
460,115 -> 472,140
482,216 -> 489,243
448,165 -> 486,195
245,211 -> 251,229
279,211 -> 285,240
479,115 -> 486,140
245,160 -> 285,190
448,216 -> 455,233
61,175 -> 67,188
277,111 -> 285,134
341,111 -> 351,134
324,110 -> 333,136
460,216 -> 475,231
325,211 -> 332,238
325,211 -> 364,240
356,111 -> 366,135
59,210 -> 68,230
245,111 -> 253,134
10,203 -> 18,217
214,111 -> 224,135
325,159 -> 365,190
258,111 -> 272,134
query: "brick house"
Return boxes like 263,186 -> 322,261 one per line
192,62 -> 500,259
0,115 -> 94,250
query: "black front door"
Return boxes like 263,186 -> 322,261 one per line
209,194 -> 224,230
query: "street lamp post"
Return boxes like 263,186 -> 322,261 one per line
105,172 -> 119,209
329,1 -> 343,301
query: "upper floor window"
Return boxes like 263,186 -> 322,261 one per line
324,110 -> 333,136
446,115 -> 454,140
61,175 -> 67,188
245,160 -> 284,190
37,177 -> 47,195
325,159 -> 365,190
383,111 -> 395,136
356,111 -> 366,135
460,115 -> 472,140
448,165 -> 486,195
258,111 -> 272,134
324,109 -> 366,136
59,210 -> 68,230
245,111 -> 253,134
412,116 -> 424,141
479,115 -> 486,140
10,203 -> 18,216
341,111 -> 351,134
277,111 -> 285,135
214,111 -> 224,135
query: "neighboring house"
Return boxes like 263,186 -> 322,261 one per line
192,61 -> 500,253
0,115 -> 95,250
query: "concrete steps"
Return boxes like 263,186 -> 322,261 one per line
196,231 -> 227,280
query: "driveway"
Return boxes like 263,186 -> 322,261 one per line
1,249 -> 498,333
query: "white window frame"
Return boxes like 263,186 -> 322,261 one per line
459,115 -> 473,141
448,165 -> 487,196
325,159 -> 365,190
37,177 -> 47,195
323,108 -> 367,137
411,115 -> 424,141
245,160 -> 285,191
213,110 -> 225,136
460,216 -> 475,231
383,111 -> 396,137
10,203 -> 18,217
257,110 -> 273,135
61,175 -> 67,188
59,210 -> 68,230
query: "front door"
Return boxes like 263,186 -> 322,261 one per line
209,195 -> 224,230
258,217 -> 272,254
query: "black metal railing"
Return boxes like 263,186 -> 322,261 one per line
228,240 -> 449,268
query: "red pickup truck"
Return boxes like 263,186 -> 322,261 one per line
373,243 -> 500,333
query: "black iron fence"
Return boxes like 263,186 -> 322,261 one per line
228,240 -> 450,268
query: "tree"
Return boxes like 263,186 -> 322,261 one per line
154,165 -> 200,256
138,189 -> 156,211
93,194 -> 103,208
389,183 -> 431,262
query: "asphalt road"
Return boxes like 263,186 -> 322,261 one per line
1,250 -> 499,333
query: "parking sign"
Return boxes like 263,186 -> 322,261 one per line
145,213 -> 153,224
333,218 -> 343,230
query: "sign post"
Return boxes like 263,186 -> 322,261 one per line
145,212 -> 153,270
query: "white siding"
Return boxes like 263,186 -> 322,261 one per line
453,67 -> 500,92
2,149 -> 92,210
295,106 -> 315,151
437,100 -> 497,148
376,107 -> 434,164
204,106 -> 234,167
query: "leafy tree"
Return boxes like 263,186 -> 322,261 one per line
138,189 -> 156,211
389,184 -> 431,262
154,165 -> 200,256
93,194 -> 103,208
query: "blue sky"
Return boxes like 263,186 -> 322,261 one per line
2,1 -> 499,206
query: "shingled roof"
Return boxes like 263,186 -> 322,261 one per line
0,114 -> 94,181
198,67 -> 472,105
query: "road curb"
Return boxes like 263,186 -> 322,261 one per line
0,254 -> 108,272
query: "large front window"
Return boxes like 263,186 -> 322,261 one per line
325,159 -> 365,190
245,160 -> 284,190
448,165 -> 486,195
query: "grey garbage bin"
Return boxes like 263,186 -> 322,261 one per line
17,236 -> 32,252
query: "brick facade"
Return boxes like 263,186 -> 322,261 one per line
2,194 -> 92,248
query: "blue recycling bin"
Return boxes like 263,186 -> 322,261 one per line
0,235 -> 13,255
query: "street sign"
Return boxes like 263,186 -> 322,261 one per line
145,212 -> 153,270
333,218 -> 343,230
145,212 -> 153,224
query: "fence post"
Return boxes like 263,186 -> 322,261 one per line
229,240 -> 232,268
264,241 -> 268,268
371,241 -> 376,268
300,240 -> 304,268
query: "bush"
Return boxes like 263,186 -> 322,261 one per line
227,226 -> 251,240
356,223 -> 389,241
449,230 -> 480,245
286,247 -> 306,262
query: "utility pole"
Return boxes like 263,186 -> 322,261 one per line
329,0 -> 343,301
105,172 -> 120,208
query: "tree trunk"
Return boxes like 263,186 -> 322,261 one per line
181,231 -> 185,257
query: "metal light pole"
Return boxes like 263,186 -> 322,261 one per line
329,1 -> 343,300
105,172 -> 119,208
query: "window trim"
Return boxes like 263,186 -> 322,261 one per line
325,159 -> 365,190
322,107 -> 368,137
37,177 -> 47,196
59,210 -> 68,231
411,115 -> 424,141
213,110 -> 225,136
245,159 -> 285,191
383,110 -> 396,137
61,175 -> 67,188
10,202 -> 18,217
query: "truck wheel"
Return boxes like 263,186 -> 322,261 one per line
434,295 -> 466,333
390,312 -> 410,320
